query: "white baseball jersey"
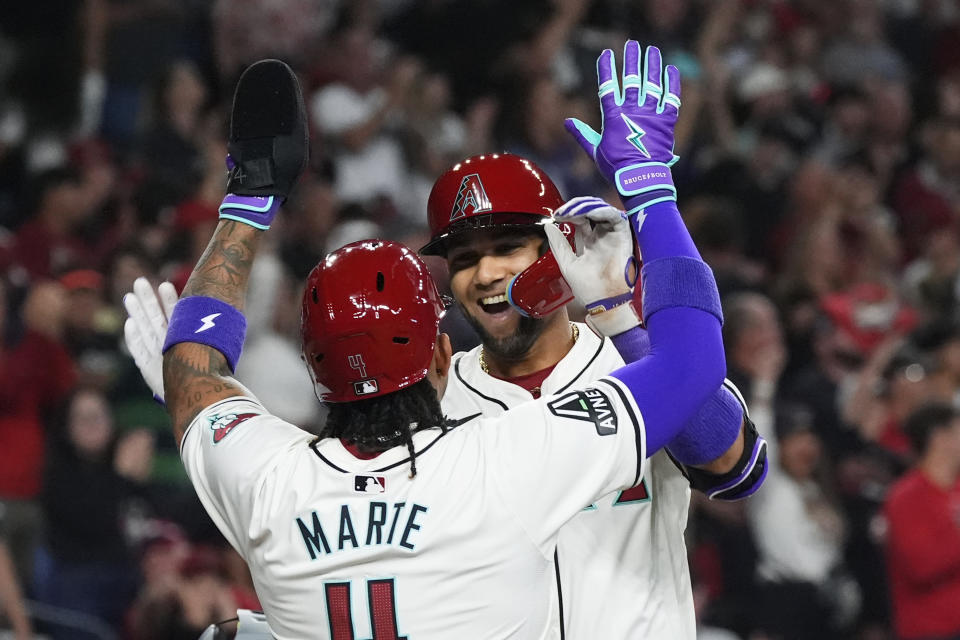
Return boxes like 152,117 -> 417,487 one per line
442,323 -> 696,639
180,372 -> 647,640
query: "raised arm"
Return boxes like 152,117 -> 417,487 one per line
162,222 -> 260,441
156,60 -> 308,444
558,42 -> 726,455
547,194 -> 766,499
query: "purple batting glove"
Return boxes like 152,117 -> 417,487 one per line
565,41 -> 682,215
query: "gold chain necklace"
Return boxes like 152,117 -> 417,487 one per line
479,323 -> 579,375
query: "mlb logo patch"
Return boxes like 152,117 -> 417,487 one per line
355,475 -> 386,493
354,379 -> 379,396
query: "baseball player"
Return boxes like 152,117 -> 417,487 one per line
420,42 -> 768,639
123,50 -> 729,639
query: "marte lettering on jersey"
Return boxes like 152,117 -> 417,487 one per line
296,501 -> 428,560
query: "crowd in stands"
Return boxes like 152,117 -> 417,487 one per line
1,1 -> 959,638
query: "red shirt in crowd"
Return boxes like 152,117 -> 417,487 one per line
883,469 -> 960,640
11,220 -> 96,280
0,330 -> 76,498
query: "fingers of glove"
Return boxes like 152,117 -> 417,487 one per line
544,223 -> 577,267
564,118 -> 600,157
584,204 -> 627,226
157,282 -> 179,322
622,40 -> 643,105
133,277 -> 167,349
661,64 -> 682,116
124,317 -> 150,370
555,196 -> 609,222
124,290 -> 162,355
641,45 -> 664,110
596,49 -> 622,112
557,197 -> 625,230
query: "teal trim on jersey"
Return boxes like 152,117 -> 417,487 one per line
582,503 -> 598,511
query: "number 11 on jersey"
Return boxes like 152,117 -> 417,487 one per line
325,579 -> 407,640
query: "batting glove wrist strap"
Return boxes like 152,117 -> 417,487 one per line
615,162 -> 675,201
622,188 -> 677,216
162,296 -> 247,372
219,192 -> 282,230
589,305 -> 644,341
640,257 -> 723,326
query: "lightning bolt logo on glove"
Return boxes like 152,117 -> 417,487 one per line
621,115 -> 650,158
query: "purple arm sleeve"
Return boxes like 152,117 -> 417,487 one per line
610,327 -> 743,461
609,200 -> 725,456
610,325 -> 650,363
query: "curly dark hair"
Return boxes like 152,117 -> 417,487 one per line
320,378 -> 450,477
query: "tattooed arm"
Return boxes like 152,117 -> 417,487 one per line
163,220 -> 259,446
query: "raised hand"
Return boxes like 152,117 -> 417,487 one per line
565,41 -> 681,213
544,196 -> 641,335
124,277 -> 178,403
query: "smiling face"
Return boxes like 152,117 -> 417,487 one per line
447,227 -> 548,360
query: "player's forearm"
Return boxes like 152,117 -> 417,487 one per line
691,424 -> 744,473
0,543 -> 32,637
162,220 -> 260,442
610,200 -> 726,454
181,219 -> 260,309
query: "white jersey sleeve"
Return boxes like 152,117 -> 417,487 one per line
486,376 -> 647,553
179,396 -> 314,553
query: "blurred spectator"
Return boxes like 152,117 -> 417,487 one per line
892,117 -> 960,262
40,387 -> 152,639
902,227 -> 960,319
129,544 -> 237,640
310,26 -> 413,213
133,60 -> 212,219
235,250 -> 321,429
212,0 -> 337,87
883,402 -> 960,640
278,173 -> 337,279
747,404 -> 860,640
821,0 -> 907,85
686,198 -> 765,296
95,0 -> 208,147
58,269 -> 124,388
10,169 -> 102,282
723,292 -> 787,440
0,539 -> 33,640
0,280 -> 75,588
914,321 -> 960,405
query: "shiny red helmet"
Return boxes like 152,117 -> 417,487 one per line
301,240 -> 446,403
420,152 -> 565,256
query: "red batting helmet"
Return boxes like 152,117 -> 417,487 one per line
420,152 -> 565,256
301,240 -> 446,403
